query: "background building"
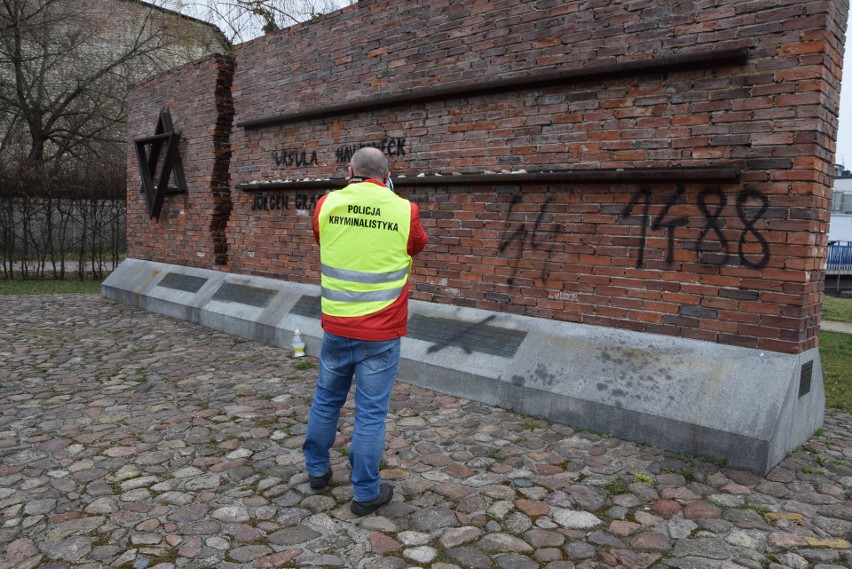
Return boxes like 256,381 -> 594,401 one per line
827,166 -> 852,292
0,0 -> 229,278
831,164 -> 852,243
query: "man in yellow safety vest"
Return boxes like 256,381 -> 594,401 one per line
302,146 -> 428,516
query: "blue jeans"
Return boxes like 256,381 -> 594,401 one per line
302,332 -> 400,502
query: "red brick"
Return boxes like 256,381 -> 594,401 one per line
126,0 -> 843,356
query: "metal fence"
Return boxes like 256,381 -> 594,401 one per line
0,195 -> 126,279
827,241 -> 852,274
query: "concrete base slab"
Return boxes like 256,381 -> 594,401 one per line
102,259 -> 825,474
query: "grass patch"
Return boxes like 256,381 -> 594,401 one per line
744,503 -> 770,515
662,467 -> 698,482
823,295 -> 852,322
432,551 -> 456,566
294,360 -> 314,370
822,296 -> 852,412
821,330 -> 852,412
604,478 -> 629,495
633,473 -> 655,485
0,278 -> 102,294
801,465 -> 826,476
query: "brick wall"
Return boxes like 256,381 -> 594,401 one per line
126,54 -> 234,267
129,0 -> 848,354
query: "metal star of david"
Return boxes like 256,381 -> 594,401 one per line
134,109 -> 187,220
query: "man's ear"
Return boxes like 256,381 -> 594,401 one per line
347,166 -> 354,178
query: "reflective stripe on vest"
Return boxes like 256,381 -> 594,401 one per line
318,181 -> 412,318
321,263 -> 409,284
321,286 -> 405,303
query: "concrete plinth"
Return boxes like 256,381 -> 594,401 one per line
102,259 -> 825,474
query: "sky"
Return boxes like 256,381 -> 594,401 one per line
836,11 -> 852,168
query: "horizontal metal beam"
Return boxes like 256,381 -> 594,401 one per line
238,47 -> 748,130
236,166 -> 741,191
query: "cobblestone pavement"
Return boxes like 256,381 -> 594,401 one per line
1,295 -> 850,569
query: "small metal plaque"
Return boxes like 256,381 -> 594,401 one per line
157,272 -> 207,294
798,360 -> 813,398
211,282 -> 277,308
408,314 -> 527,358
290,295 -> 322,319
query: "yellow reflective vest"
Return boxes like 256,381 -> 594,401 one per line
317,181 -> 412,318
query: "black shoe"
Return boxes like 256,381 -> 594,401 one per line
309,468 -> 332,490
351,483 -> 393,516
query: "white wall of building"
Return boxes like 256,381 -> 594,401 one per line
831,176 -> 852,242
829,214 -> 852,242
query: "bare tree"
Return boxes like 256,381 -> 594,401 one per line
169,0 -> 355,44
0,0 -> 228,277
0,0 -> 226,167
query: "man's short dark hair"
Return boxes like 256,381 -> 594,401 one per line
350,147 -> 388,180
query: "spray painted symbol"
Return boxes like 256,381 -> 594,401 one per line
498,195 -> 555,285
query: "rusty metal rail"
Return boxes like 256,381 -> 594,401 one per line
238,48 -> 748,130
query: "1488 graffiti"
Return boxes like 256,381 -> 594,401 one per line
620,186 -> 771,269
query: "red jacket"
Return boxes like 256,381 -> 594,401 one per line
313,179 -> 428,341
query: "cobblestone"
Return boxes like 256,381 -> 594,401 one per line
0,294 -> 850,568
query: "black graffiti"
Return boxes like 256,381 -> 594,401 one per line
651,185 -> 688,265
273,149 -> 318,167
426,315 -> 497,354
250,192 -> 318,211
620,187 -> 771,269
736,188 -> 771,269
336,138 -> 407,164
622,187 -> 652,268
695,188 -> 730,265
498,195 -> 556,286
